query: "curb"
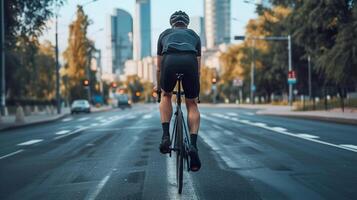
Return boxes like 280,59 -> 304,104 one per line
257,112 -> 357,126
0,107 -> 114,132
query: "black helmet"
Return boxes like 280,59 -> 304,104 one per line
170,11 -> 190,27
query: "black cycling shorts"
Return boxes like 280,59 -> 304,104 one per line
160,53 -> 200,99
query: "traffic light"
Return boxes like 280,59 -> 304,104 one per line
82,79 -> 89,87
111,82 -> 117,88
135,91 -> 141,97
212,78 -> 217,84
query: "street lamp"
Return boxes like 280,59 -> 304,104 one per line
0,0 -> 5,116
234,35 -> 294,106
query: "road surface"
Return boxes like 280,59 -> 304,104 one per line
0,104 -> 356,200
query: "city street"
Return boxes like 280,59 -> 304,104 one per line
0,104 -> 356,200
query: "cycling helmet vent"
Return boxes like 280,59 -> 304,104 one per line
170,10 -> 190,27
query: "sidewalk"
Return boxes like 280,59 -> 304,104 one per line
0,105 -> 113,131
201,103 -> 357,125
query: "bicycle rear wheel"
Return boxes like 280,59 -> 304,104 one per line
175,110 -> 184,194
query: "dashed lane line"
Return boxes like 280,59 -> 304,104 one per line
62,117 -> 73,122
54,127 -> 88,140
55,130 -> 71,135
142,114 -> 153,119
17,139 -> 43,146
85,172 -> 112,200
202,115 -> 357,154
0,149 -> 24,160
227,112 -> 238,117
297,133 -> 320,139
78,117 -> 89,122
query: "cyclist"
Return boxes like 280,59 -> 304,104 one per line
156,11 -> 201,172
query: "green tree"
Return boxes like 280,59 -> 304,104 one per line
62,5 -> 95,102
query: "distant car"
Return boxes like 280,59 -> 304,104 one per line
117,94 -> 131,109
71,99 -> 91,114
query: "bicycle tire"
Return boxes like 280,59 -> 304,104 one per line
176,110 -> 184,194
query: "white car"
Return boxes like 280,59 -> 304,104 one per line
71,99 -> 91,114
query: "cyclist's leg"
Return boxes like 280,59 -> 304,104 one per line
159,54 -> 177,153
185,98 -> 200,136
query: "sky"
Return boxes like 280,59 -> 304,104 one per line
40,0 -> 257,72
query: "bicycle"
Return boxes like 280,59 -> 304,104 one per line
158,73 -> 192,194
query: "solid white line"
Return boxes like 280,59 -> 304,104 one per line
55,130 -> 71,135
339,144 -> 357,151
0,149 -> 24,160
86,172 -> 112,200
62,117 -> 73,122
166,155 -> 198,200
78,117 -> 89,122
244,112 -> 254,116
271,127 -> 287,132
211,113 -> 225,118
54,127 -> 87,140
17,139 -> 43,146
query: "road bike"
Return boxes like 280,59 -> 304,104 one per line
158,73 -> 191,194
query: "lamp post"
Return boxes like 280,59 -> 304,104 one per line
0,0 -> 6,116
234,35 -> 294,106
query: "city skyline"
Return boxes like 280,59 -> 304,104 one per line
40,0 -> 257,73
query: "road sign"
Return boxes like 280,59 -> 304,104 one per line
233,78 -> 243,87
288,70 -> 296,84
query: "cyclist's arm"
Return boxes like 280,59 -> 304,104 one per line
197,56 -> 201,77
157,55 -> 162,90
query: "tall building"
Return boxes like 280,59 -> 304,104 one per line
190,16 -> 206,48
133,0 -> 152,60
204,0 -> 231,49
107,9 -> 133,75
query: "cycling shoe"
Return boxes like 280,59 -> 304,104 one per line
159,135 -> 171,154
189,145 -> 201,172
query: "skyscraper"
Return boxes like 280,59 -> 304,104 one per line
190,16 -> 206,48
204,0 -> 231,49
108,9 -> 133,75
133,0 -> 152,60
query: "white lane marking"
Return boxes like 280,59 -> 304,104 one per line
126,115 -> 136,120
200,114 -> 207,118
253,122 -> 267,127
339,144 -> 357,151
166,155 -> 198,200
211,113 -> 225,118
227,112 -> 238,116
55,130 -> 71,135
78,117 -> 89,122
17,139 -> 43,146
54,127 -> 87,140
227,117 -> 357,153
142,114 -> 152,119
297,134 -> 320,139
244,112 -> 254,116
62,117 -> 73,122
86,126 -> 157,132
91,123 -> 99,127
86,172 -> 112,200
271,127 -> 287,132
224,130 -> 234,136
0,149 -> 24,160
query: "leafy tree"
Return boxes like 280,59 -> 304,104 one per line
62,6 -> 95,102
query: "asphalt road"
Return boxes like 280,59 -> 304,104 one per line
0,104 -> 356,200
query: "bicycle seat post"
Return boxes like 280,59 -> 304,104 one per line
176,73 -> 184,106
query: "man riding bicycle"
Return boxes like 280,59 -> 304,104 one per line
156,11 -> 201,171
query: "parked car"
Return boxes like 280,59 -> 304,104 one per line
117,94 -> 131,109
71,99 -> 91,114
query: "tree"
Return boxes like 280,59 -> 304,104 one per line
62,5 -> 95,102
4,0 -> 65,47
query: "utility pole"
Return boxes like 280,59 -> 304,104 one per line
288,35 -> 293,106
308,55 -> 312,100
0,0 -> 6,116
251,39 -> 256,104
55,12 -> 61,114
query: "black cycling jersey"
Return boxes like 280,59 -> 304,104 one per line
157,28 -> 201,57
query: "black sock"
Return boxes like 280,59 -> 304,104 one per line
162,122 -> 170,137
190,134 -> 198,148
